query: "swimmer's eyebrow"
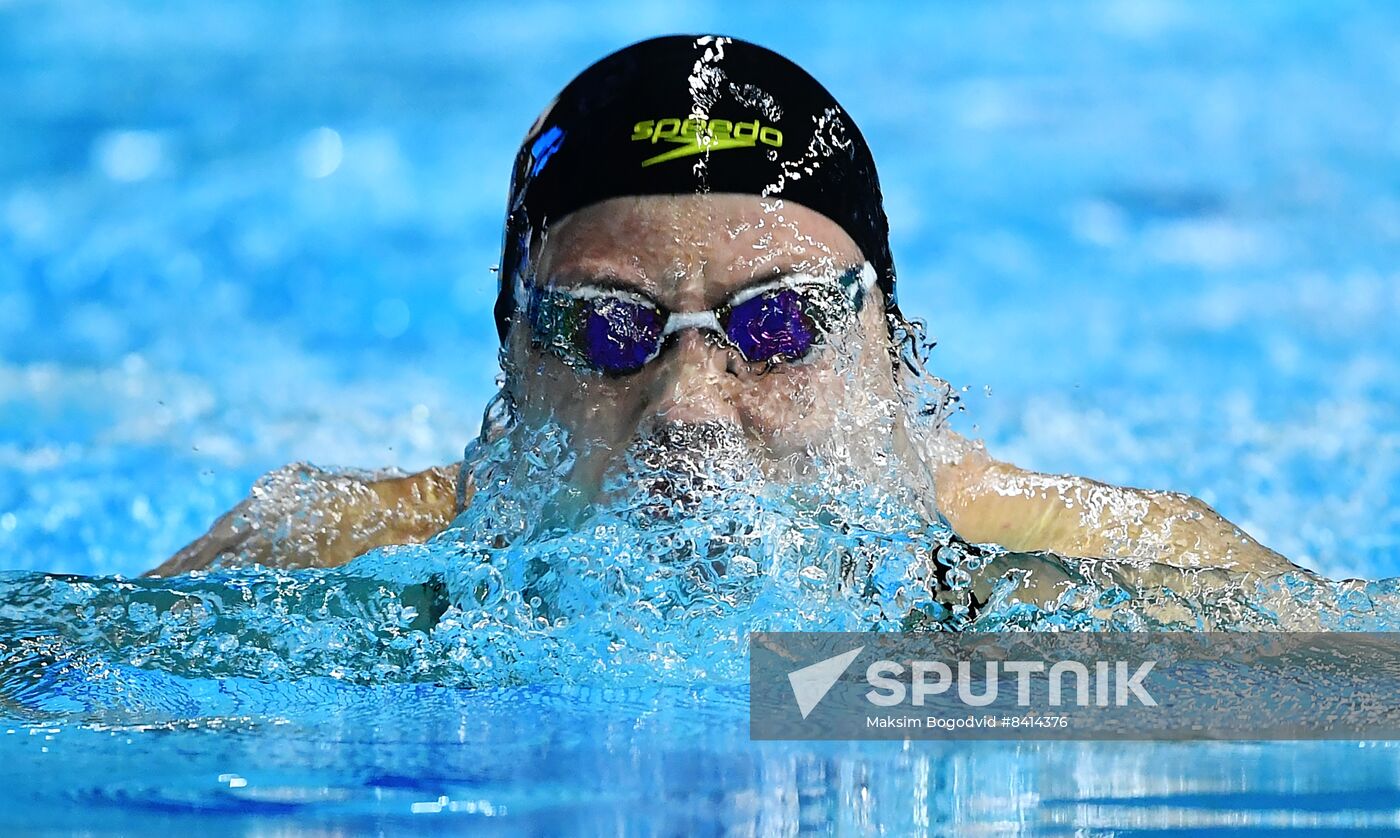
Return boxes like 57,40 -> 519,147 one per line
543,270 -> 663,305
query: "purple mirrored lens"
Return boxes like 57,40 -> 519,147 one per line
580,296 -> 664,374
724,288 -> 817,363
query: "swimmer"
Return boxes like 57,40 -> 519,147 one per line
149,35 -> 1307,605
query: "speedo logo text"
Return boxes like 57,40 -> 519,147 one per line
630,117 -> 783,167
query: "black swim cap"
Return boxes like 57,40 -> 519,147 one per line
493,34 -> 897,342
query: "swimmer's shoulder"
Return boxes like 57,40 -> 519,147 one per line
368,462 -> 464,516
148,461 -> 466,577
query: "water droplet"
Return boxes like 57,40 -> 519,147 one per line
298,127 -> 343,178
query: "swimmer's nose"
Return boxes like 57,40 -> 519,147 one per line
645,330 -> 741,427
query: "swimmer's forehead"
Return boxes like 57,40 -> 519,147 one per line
535,194 -> 863,302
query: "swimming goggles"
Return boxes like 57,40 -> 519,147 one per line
524,262 -> 877,376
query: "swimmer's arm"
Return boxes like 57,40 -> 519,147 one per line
146,462 -> 470,576
937,453 -> 1303,576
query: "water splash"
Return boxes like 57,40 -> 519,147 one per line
6,384 -> 1400,727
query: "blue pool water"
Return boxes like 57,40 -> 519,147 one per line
4,0 -> 1400,833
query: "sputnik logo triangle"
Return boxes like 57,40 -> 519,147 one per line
787,646 -> 864,719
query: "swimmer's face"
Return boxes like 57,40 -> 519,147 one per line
504,193 -> 904,501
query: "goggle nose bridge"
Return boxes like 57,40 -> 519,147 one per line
661,310 -> 725,337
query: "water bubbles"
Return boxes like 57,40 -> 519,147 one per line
372,298 -> 411,339
1095,586 -> 1132,609
298,127 -> 343,179
3,189 -> 51,242
92,130 -> 164,182
465,563 -> 504,607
